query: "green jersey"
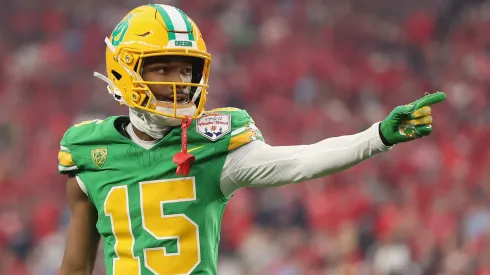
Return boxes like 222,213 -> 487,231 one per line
57,108 -> 264,275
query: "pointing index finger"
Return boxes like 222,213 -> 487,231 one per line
413,92 -> 447,109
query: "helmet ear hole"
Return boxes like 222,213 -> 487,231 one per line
111,70 -> 122,80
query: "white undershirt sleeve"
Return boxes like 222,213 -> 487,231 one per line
219,122 -> 392,197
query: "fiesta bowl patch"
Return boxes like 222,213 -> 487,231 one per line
196,113 -> 232,141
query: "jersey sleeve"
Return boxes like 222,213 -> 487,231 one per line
57,118 -> 108,175
225,108 -> 265,152
58,127 -> 80,174
220,122 -> 392,197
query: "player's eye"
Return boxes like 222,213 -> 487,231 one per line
156,67 -> 166,74
182,67 -> 192,76
150,64 -> 168,74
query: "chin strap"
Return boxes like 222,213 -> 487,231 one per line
172,116 -> 195,176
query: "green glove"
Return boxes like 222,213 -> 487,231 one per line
380,92 -> 446,145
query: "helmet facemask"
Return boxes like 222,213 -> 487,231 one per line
126,50 -> 208,119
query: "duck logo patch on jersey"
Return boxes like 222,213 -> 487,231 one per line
91,148 -> 108,168
196,113 -> 232,141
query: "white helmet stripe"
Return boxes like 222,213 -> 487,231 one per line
161,5 -> 189,32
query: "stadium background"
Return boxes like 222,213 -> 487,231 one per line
0,0 -> 489,274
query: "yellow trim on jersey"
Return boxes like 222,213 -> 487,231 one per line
188,145 -> 206,153
210,107 -> 239,113
58,151 -> 75,167
228,130 -> 256,151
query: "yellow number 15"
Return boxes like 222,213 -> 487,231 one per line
104,177 -> 201,275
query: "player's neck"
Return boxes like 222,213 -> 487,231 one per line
131,124 -> 157,142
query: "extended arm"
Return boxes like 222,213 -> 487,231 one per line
220,92 -> 446,197
220,122 -> 390,197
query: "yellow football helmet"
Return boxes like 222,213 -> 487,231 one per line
94,4 -> 211,119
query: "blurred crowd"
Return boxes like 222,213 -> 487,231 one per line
0,0 -> 489,274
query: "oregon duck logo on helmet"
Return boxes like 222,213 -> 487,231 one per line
111,14 -> 134,47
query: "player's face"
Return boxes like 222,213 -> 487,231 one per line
141,56 -> 193,103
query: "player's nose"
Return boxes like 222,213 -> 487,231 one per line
166,73 -> 189,91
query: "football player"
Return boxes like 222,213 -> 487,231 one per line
58,4 -> 446,275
